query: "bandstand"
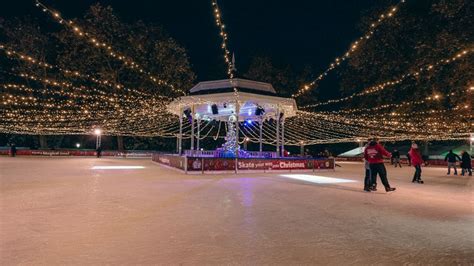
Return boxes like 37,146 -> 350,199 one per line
153,78 -> 335,173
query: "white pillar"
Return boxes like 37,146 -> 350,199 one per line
190,105 -> 195,151
235,101 -> 240,158
276,110 -> 280,157
197,117 -> 201,151
281,119 -> 285,157
178,109 -> 183,155
259,118 -> 263,153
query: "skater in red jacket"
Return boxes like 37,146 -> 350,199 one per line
364,138 -> 396,192
408,143 -> 424,183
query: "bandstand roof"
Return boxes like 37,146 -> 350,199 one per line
168,79 -> 297,122
189,78 -> 277,95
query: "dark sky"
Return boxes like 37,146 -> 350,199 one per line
1,0 -> 386,83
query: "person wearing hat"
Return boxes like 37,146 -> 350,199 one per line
408,143 -> 424,183
364,137 -> 396,192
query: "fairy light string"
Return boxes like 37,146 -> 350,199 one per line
293,0 -> 408,98
34,0 -> 185,96
301,48 -> 472,108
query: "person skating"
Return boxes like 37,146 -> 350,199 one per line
460,151 -> 472,176
364,138 -> 396,192
96,146 -> 103,158
363,138 -> 372,192
392,149 -> 402,168
10,143 -> 17,157
444,150 -> 461,175
406,152 -> 411,166
408,143 -> 424,183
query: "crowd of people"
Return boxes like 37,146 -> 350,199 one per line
363,139 -> 473,192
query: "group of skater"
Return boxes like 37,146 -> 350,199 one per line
445,149 -> 472,176
363,138 -> 473,192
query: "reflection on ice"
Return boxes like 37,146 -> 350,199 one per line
91,166 -> 145,170
280,174 -> 357,184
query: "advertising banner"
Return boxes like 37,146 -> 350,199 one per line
0,149 -> 152,157
237,158 -> 334,170
152,154 -> 186,170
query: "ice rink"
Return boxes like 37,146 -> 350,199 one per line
1,157 -> 473,265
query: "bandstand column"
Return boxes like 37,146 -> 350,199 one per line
235,100 -> 240,158
281,118 -> 285,157
276,108 -> 280,157
178,107 -> 183,155
259,117 -> 263,153
197,116 -> 201,151
191,105 -> 195,151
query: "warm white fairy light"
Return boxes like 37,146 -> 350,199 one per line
34,0 -> 185,95
211,0 -> 235,79
301,48 -> 472,108
1,0 -> 469,146
293,0 -> 408,98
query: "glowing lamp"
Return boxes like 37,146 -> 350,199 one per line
94,128 -> 102,135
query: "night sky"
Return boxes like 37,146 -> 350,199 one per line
1,0 -> 386,83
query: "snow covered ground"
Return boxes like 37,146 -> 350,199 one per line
1,157 -> 473,265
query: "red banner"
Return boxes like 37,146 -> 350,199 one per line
237,158 -> 334,170
1,149 -> 152,157
152,154 -> 186,170
183,158 -> 335,171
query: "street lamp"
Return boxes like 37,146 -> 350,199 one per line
356,138 -> 362,148
300,141 -> 305,156
75,143 -> 81,148
94,128 -> 102,149
244,137 -> 250,150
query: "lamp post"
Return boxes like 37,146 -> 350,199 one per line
244,137 -> 250,150
94,128 -> 102,149
75,143 -> 81,149
356,138 -> 362,148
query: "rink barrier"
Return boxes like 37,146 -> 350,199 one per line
152,153 -> 336,174
0,149 -> 152,157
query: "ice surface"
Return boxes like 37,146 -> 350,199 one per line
1,157 -> 473,265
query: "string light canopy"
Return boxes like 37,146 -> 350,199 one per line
34,0 -> 185,96
0,0 -> 471,147
293,0 -> 408,98
301,49 -> 472,109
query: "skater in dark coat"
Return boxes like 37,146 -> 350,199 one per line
406,152 -> 411,166
392,149 -> 402,167
444,150 -> 461,175
408,143 -> 424,183
364,138 -> 396,192
96,146 -> 103,158
460,151 -> 472,176
10,143 -> 17,157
